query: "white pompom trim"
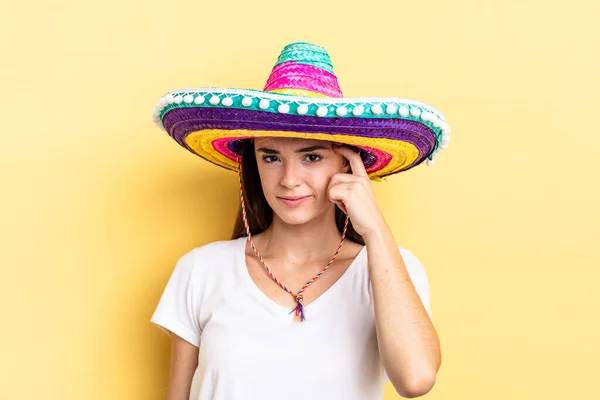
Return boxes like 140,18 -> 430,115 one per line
297,104 -> 309,115
259,99 -> 270,109
352,105 -> 364,116
336,106 -> 348,116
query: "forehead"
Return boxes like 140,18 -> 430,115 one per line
254,137 -> 331,149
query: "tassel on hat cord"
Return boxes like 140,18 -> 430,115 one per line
289,295 -> 306,322
237,155 -> 350,322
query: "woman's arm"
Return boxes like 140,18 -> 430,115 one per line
364,223 -> 441,398
327,145 -> 441,396
166,333 -> 199,400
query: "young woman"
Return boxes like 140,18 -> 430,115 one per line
150,41 -> 449,400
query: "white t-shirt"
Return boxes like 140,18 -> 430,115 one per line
151,236 -> 432,400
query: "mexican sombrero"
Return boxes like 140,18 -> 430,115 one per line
152,41 -> 451,181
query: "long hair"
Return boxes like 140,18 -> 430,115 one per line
230,139 -> 365,246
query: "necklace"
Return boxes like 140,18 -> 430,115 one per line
237,155 -> 350,321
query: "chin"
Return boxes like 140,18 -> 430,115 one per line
272,203 -> 330,226
274,208 -> 314,225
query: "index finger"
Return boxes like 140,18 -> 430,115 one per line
333,144 -> 369,177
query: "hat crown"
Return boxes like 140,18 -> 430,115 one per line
263,41 -> 343,98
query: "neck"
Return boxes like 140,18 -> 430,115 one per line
254,210 -> 346,264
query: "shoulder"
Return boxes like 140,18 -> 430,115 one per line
397,246 -> 429,283
397,245 -> 433,319
175,238 -> 242,275
396,245 -> 423,265
189,238 -> 240,258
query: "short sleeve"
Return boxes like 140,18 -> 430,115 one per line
399,247 -> 433,322
150,251 -> 202,347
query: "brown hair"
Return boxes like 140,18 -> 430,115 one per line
230,139 -> 365,245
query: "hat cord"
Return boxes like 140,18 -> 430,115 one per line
237,155 -> 350,322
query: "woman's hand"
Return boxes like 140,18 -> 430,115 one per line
328,144 -> 387,238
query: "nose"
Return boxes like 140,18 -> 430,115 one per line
280,160 -> 302,187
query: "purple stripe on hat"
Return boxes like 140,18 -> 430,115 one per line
162,108 -> 437,171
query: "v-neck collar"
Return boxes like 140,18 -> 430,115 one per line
237,236 -> 367,318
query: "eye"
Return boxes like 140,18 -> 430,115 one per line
305,153 -> 323,163
261,155 -> 279,163
261,154 -> 323,164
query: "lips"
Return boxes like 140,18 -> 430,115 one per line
279,196 -> 310,200
278,195 -> 311,207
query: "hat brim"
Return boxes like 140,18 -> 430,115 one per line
154,89 -> 450,180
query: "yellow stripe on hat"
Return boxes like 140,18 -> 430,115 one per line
183,129 -> 421,181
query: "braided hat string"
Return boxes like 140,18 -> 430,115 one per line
237,154 -> 350,322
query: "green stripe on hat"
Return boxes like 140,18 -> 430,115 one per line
274,41 -> 335,74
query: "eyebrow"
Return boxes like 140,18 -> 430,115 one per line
256,145 -> 329,154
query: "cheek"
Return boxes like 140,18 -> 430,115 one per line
309,176 -> 335,199
257,168 -> 286,200
258,173 -> 276,196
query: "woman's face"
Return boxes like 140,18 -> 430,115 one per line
253,137 -> 351,225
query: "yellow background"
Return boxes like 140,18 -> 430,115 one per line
1,0 -> 599,398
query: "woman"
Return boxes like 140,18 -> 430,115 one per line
150,41 -> 448,400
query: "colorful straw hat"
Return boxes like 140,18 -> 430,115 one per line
151,41 -> 451,181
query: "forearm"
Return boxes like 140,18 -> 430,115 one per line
364,223 -> 441,397
167,334 -> 199,400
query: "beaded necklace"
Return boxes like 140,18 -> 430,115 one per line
236,155 -> 351,322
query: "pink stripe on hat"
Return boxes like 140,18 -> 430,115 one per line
264,61 -> 343,98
